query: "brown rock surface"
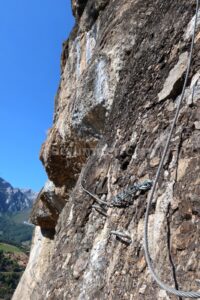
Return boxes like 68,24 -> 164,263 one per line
13,1 -> 200,299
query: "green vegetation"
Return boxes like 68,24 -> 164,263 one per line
0,250 -> 25,300
0,244 -> 22,254
0,211 -> 33,248
0,211 -> 32,298
9,209 -> 31,224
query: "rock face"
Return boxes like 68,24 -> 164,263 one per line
14,1 -> 200,299
0,177 -> 37,213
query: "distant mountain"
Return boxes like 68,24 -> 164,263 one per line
0,178 -> 38,213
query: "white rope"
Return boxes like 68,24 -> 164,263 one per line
144,0 -> 200,297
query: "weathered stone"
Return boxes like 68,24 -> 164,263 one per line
30,196 -> 57,229
14,1 -> 200,300
150,157 -> 160,167
158,52 -> 188,102
13,227 -> 54,300
139,285 -> 147,295
177,158 -> 191,181
194,121 -> 200,130
73,252 -> 89,279
184,9 -> 200,41
71,0 -> 88,20
30,180 -> 67,229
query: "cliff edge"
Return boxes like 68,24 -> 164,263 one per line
13,1 -> 200,299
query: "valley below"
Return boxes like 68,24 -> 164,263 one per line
0,177 -> 37,299
0,243 -> 28,300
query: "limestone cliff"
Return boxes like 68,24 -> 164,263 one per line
13,1 -> 200,299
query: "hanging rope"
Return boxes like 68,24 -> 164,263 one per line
111,180 -> 152,207
81,175 -> 152,208
144,0 -> 200,298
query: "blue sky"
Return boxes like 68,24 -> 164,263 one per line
0,1 -> 74,191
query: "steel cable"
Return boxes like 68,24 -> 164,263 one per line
144,0 -> 200,297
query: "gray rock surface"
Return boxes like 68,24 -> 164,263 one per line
14,1 -> 200,299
